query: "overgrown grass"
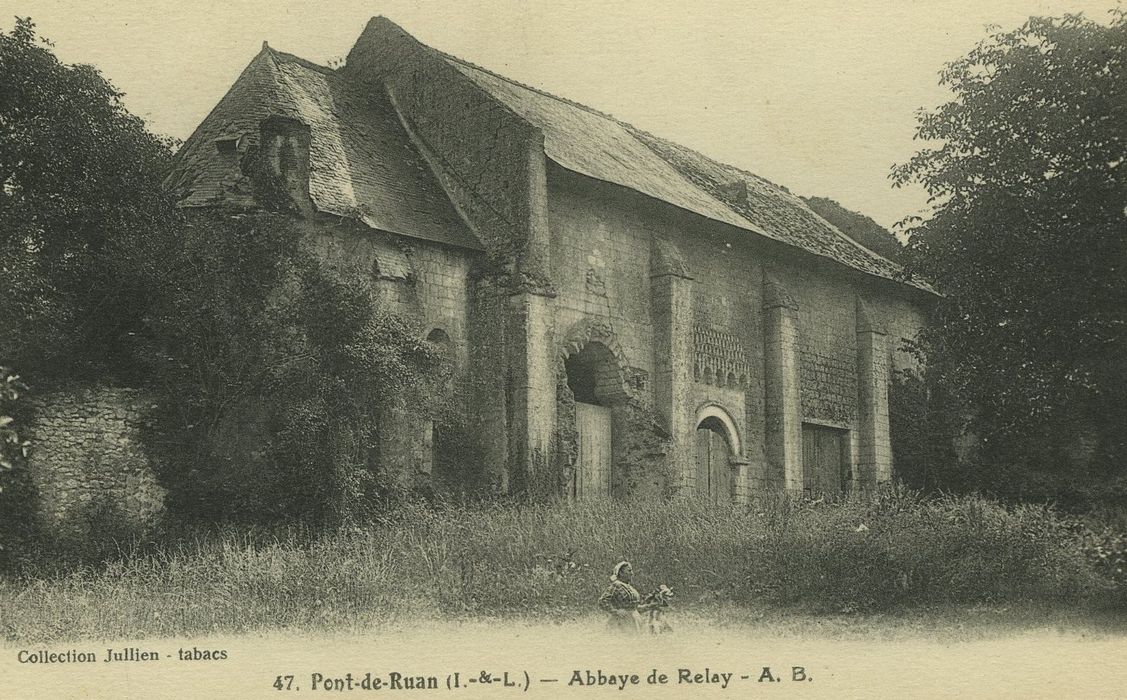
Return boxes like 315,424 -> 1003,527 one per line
1,489 -> 1122,643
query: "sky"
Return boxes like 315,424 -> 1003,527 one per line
6,0 -> 1123,229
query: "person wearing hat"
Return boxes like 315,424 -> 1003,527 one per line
598,561 -> 643,631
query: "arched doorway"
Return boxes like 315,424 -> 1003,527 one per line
564,341 -> 626,499
694,405 -> 742,503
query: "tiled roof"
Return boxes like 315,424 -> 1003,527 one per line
165,46 -> 481,251
628,128 -> 913,283
170,20 -> 930,291
445,55 -> 929,290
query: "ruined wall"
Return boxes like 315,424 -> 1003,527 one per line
25,386 -> 164,539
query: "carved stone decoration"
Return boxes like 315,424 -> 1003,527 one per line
585,267 -> 607,297
692,324 -> 753,389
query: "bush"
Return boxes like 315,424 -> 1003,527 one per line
134,211 -> 444,528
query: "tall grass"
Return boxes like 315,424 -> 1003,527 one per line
1,489 -> 1118,643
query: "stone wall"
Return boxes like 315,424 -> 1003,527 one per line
794,267 -> 859,427
193,138 -> 926,505
543,165 -> 928,500
548,168 -> 669,494
25,385 -> 164,539
308,221 -> 474,358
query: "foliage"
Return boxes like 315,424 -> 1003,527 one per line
893,11 -> 1127,496
1076,523 -> 1127,590
0,18 -> 178,381
889,368 -> 963,492
0,366 -> 38,564
134,211 -> 444,527
2,491 -> 1120,641
0,19 -> 448,533
0,367 -> 28,476
803,196 -> 903,261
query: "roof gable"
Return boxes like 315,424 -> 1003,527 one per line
166,45 -> 481,251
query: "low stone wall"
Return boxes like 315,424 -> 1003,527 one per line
25,385 -> 165,539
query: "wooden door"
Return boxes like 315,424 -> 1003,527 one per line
574,402 -> 612,499
695,425 -> 732,503
802,425 -> 848,494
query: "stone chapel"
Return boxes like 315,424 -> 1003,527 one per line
164,17 -> 935,503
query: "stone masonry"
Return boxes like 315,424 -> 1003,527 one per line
25,386 -> 164,539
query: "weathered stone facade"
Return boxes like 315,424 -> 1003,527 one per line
157,16 -> 934,505
24,386 -> 164,538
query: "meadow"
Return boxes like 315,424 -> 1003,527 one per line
2,489 -> 1124,643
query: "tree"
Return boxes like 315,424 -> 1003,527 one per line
0,17 -> 178,380
893,11 -> 1127,501
0,19 -> 448,532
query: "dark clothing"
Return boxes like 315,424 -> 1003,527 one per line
598,579 -> 641,631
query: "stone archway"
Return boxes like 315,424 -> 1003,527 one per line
558,319 -> 632,501
564,341 -> 625,500
694,403 -> 743,504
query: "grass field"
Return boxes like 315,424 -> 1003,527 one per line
1,490 -> 1124,643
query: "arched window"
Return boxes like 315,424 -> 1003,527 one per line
425,327 -> 454,373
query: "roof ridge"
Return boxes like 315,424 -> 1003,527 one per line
624,125 -> 910,267
263,44 -> 336,75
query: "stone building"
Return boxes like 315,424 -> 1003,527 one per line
165,17 -> 934,503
